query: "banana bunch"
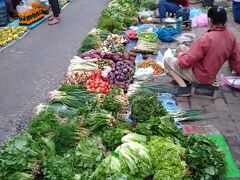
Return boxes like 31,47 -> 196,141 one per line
0,27 -> 28,47
60,0 -> 68,7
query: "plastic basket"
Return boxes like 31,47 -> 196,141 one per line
0,1 -> 8,26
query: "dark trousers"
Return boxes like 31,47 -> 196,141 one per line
233,1 -> 240,24
49,0 -> 61,17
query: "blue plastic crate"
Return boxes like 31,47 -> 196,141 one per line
0,1 -> 7,26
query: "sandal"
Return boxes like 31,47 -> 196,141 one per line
48,16 -> 60,21
48,19 -> 60,25
47,16 -> 54,21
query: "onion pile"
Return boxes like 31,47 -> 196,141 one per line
109,60 -> 134,92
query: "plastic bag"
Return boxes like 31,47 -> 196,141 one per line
134,67 -> 155,81
163,48 -> 174,60
190,8 -> 201,19
156,27 -> 178,42
135,54 -> 144,65
196,14 -> 208,27
156,50 -> 164,66
221,74 -> 240,90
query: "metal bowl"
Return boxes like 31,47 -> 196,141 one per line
174,33 -> 196,42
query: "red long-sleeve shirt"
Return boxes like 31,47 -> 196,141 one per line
178,26 -> 240,84
169,0 -> 189,7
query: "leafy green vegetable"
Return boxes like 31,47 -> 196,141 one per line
79,34 -> 98,54
67,137 -> 105,178
115,141 -> 153,178
184,135 -> 226,180
90,152 -> 127,179
0,133 -> 41,179
86,110 -> 119,132
36,102 -> 78,119
141,0 -> 158,10
42,155 -> 75,180
101,88 -> 123,115
147,136 -> 186,180
129,90 -> 166,122
53,122 -> 78,155
121,133 -> 147,144
100,127 -> 127,150
27,111 -> 60,140
134,115 -> 186,144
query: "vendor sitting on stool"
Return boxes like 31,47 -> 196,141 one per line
158,0 -> 189,19
164,6 -> 240,96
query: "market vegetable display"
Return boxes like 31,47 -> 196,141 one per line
184,135 -> 226,179
0,133 -> 41,179
137,32 -> 158,42
147,136 -> 186,180
65,71 -> 90,85
0,27 -> 28,47
80,49 -> 135,62
125,30 -> 138,39
68,56 -> 98,72
19,4 -> 45,25
86,70 -> 111,94
0,0 -> 230,179
138,59 -> 165,75
129,90 -> 167,122
132,40 -> 159,54
109,60 -> 135,92
102,34 -> 128,53
78,29 -> 110,54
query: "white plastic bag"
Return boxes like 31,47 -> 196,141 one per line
156,50 -> 164,65
134,67 -> 155,81
135,54 -> 144,65
163,48 -> 174,60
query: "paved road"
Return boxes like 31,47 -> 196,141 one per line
0,0 -> 109,145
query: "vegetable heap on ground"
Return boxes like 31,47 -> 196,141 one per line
0,0 -> 227,179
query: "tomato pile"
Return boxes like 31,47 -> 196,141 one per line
86,71 -> 111,94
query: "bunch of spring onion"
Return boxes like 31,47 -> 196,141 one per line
49,85 -> 96,108
127,82 -> 168,96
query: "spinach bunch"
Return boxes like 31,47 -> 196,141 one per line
67,137 -> 105,178
184,135 -> 226,180
0,133 -> 41,179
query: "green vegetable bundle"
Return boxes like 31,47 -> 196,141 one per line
147,136 -> 186,180
129,90 -> 167,122
184,135 -> 226,180
67,137 -> 105,178
0,133 -> 41,179
101,127 -> 127,151
86,110 -> 119,132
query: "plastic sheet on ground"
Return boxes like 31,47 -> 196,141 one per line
8,17 -> 47,29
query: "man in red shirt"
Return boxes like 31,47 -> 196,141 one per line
164,6 -> 240,96
158,0 -> 189,19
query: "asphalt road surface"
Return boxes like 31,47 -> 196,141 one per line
0,0 -> 109,145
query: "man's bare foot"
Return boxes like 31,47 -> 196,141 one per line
48,18 -> 60,25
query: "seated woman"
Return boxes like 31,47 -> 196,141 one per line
158,0 -> 189,19
233,0 -> 240,24
164,6 -> 240,96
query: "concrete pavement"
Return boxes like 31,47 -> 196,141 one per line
0,0 -> 109,145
